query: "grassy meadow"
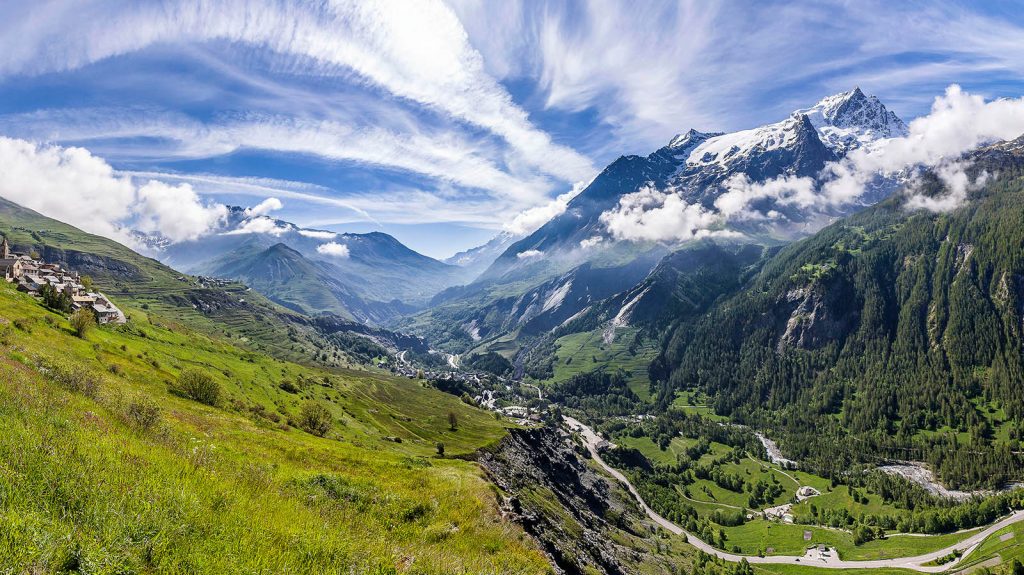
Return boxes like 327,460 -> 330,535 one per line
0,281 -> 551,574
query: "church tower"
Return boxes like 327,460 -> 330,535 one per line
0,236 -> 9,260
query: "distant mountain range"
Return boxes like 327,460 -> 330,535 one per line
138,207 -> 489,324
0,195 -> 418,366
486,87 -> 906,282
402,88 -> 910,353
133,89 -> 907,333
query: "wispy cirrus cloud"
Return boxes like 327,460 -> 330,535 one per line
2,1 -> 1024,257
452,0 -> 1024,155
0,0 -> 594,182
0,107 -> 553,205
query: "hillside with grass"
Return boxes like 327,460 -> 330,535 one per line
0,280 -> 551,573
0,197 -> 396,368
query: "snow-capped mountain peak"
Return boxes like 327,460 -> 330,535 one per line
797,87 -> 908,154
666,129 -> 723,161
685,113 -> 821,169
681,88 -> 905,173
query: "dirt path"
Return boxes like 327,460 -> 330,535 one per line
564,416 -> 1024,572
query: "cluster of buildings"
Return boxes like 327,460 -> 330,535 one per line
0,236 -> 126,324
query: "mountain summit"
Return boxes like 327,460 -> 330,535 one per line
485,88 -> 906,282
797,87 -> 909,153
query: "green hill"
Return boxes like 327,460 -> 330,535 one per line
205,240 -> 412,323
0,197 -> 371,367
0,278 -> 548,573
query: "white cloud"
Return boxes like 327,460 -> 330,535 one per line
0,136 -> 135,243
579,236 -> 603,249
245,197 -> 282,217
4,108 -> 556,208
516,249 -> 543,259
453,0 -> 1024,155
905,161 -> 992,213
121,171 -> 376,221
0,0 -> 594,183
134,180 -> 228,242
715,174 -> 817,219
224,216 -> 291,236
598,85 -> 1024,242
297,229 -> 337,239
316,241 -> 350,257
820,85 -> 1024,207
600,186 -> 731,243
0,136 -> 227,245
504,179 -> 589,235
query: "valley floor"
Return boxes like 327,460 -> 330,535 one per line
565,416 -> 1024,573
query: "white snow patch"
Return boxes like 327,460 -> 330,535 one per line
603,286 -> 651,344
687,116 -> 803,169
557,306 -> 591,329
613,286 -> 650,328
542,280 -> 572,313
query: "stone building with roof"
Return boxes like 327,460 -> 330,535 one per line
0,233 -> 126,324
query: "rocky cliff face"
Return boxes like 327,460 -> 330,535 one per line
776,280 -> 858,352
479,426 -> 694,575
39,246 -> 146,283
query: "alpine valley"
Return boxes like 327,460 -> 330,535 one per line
8,7 -> 1024,574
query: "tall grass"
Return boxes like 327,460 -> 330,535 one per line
0,284 -> 550,574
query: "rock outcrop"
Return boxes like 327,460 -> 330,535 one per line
480,426 -> 691,575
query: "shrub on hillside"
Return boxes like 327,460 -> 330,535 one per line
296,401 -> 332,437
173,368 -> 222,406
70,308 -> 96,339
41,359 -> 103,398
126,397 -> 162,431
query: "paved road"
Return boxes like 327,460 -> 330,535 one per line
563,416 -> 1024,572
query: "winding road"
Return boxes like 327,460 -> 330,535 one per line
563,416 -> 1024,572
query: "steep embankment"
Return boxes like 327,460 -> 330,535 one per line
480,425 -> 701,575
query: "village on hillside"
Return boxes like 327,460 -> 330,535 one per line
0,236 -> 126,324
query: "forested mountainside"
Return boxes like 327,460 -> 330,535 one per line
653,137 -> 1024,489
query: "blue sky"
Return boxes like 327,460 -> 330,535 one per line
1,0 -> 1024,258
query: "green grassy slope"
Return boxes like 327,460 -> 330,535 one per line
0,281 -> 549,573
0,197 -> 358,366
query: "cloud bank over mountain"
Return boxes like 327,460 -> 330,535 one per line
0,137 -> 227,245
598,86 -> 1024,243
